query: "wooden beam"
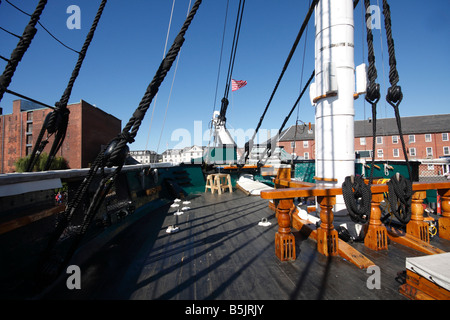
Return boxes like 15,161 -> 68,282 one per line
291,214 -> 375,269
0,205 -> 64,235
386,226 -> 445,255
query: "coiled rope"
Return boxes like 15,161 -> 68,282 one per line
342,176 -> 372,224
386,173 -> 412,225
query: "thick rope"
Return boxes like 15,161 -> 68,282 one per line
342,176 -> 372,224
26,0 -> 108,172
386,174 -> 412,225
341,0 -> 379,224
381,0 -> 412,180
37,0 -> 203,287
0,0 -> 48,102
364,0 -> 380,186
109,0 -> 203,166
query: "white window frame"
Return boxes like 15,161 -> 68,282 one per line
360,137 -> 366,146
393,148 -> 399,158
377,149 -> 384,158
444,146 -> 450,156
304,152 -> 309,160
425,134 -> 432,142
426,147 -> 433,157
392,136 -> 399,144
443,133 -> 449,141
376,136 -> 383,145
303,140 -> 309,148
409,135 -> 415,143
409,148 -> 416,156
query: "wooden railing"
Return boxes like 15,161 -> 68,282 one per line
261,171 -> 450,265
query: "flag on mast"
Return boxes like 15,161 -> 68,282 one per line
231,79 -> 247,91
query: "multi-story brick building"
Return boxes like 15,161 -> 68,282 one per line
0,99 -> 121,173
278,114 -> 450,177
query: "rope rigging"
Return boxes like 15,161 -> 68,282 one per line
342,175 -> 372,224
342,0 -> 412,227
26,0 -> 108,172
241,0 -> 318,164
0,0 -> 48,103
36,0 -> 203,287
3,0 -> 80,54
257,70 -> 315,167
218,0 -> 246,123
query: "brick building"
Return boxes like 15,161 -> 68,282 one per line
278,114 -> 450,176
0,99 -> 121,173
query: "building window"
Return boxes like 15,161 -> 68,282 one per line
409,135 -> 415,143
304,152 -> 309,160
26,146 -> 32,156
26,112 -> 33,121
376,137 -> 383,144
377,149 -> 384,158
26,123 -> 32,133
303,141 -> 308,148
427,164 -> 434,170
393,149 -> 399,157
290,141 -> 295,149
26,134 -> 33,145
443,133 -> 449,141
409,148 -> 416,156
425,134 -> 432,142
360,137 -> 366,146
444,146 -> 450,156
426,147 -> 433,157
392,136 -> 399,144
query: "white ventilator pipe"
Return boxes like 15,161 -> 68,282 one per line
314,0 -> 355,213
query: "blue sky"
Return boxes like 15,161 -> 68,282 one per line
1,0 -> 449,153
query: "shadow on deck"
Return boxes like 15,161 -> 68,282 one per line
41,189 -> 450,300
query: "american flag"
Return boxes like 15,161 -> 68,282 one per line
231,79 -> 247,92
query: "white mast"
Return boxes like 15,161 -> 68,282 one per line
313,0 -> 355,212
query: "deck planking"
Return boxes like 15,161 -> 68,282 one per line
41,189 -> 450,300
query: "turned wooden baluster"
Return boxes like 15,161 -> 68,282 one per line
407,191 -> 429,242
438,189 -> 450,240
365,192 -> 388,251
317,196 -> 338,256
275,199 -> 296,261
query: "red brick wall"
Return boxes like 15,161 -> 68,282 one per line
0,100 -> 121,173
81,100 -> 121,167
279,132 -> 450,161
278,140 -> 316,160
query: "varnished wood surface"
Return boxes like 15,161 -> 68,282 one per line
41,190 -> 450,300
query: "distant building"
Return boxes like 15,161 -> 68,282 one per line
277,114 -> 450,177
129,150 -> 160,163
0,99 -> 121,173
161,145 -> 205,163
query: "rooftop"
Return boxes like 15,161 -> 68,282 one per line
279,114 -> 450,141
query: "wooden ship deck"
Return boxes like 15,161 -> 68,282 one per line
39,187 -> 450,300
